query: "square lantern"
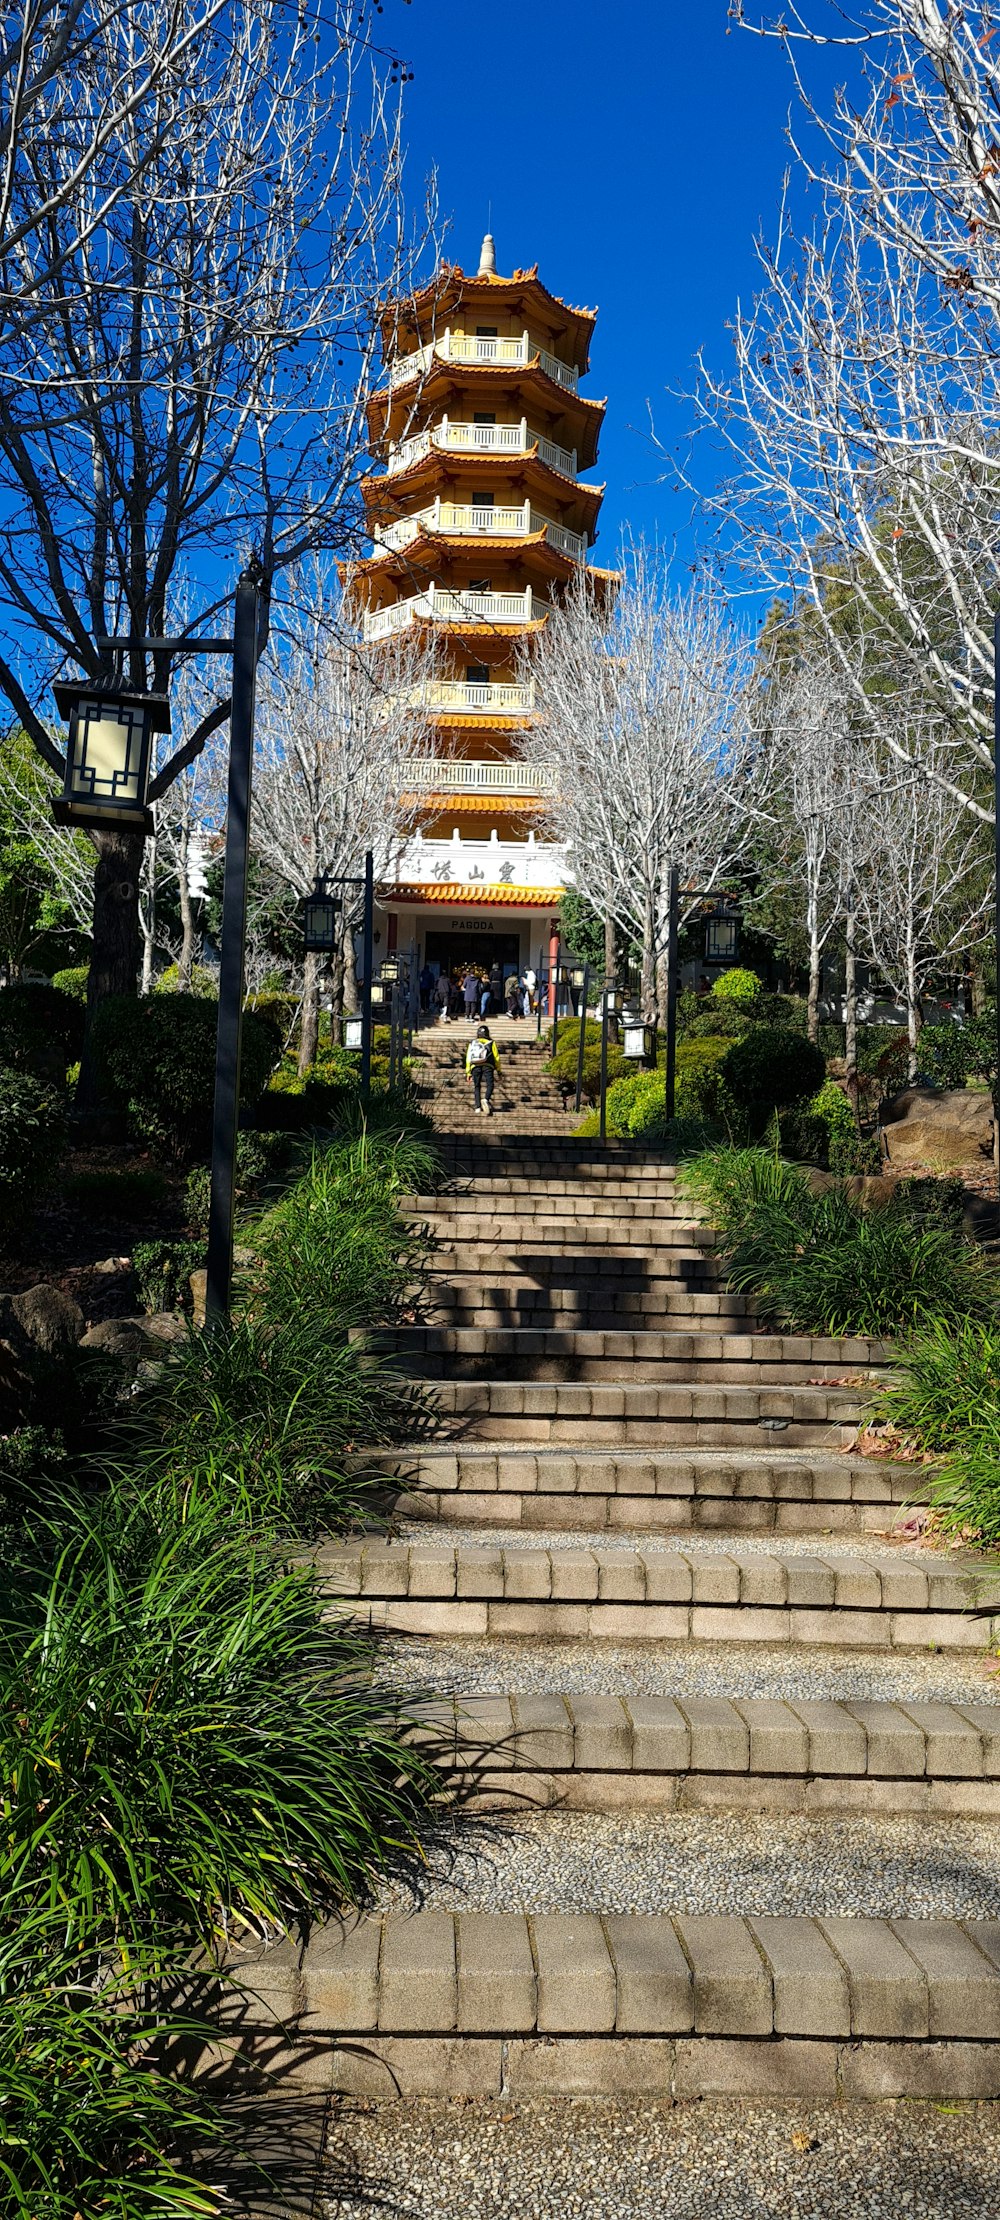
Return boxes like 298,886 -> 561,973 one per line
52,680 -> 170,833
604,987 -> 622,1014
569,965 -> 587,990
380,956 -> 401,983
344,1017 -> 363,1051
624,1022 -> 656,1061
370,981 -> 388,1010
705,908 -> 739,963
301,880 -> 342,954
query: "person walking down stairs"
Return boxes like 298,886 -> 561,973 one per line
466,1023 -> 500,1115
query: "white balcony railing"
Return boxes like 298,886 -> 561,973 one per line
385,418 -> 578,478
391,833 -> 567,889
388,330 -> 579,395
364,585 -> 549,644
410,679 -> 536,715
401,757 -> 555,793
374,500 -> 587,561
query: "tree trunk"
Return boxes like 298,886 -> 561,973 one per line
341,914 -> 358,1019
140,837 -> 156,997
640,887 -> 657,1026
604,908 -> 616,986
76,828 -> 144,1106
177,830 -> 198,991
298,951 -> 320,1074
807,930 -> 821,1046
844,903 -> 859,1127
906,943 -> 922,1084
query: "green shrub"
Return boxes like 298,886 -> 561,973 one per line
721,1026 -> 826,1133
917,1017 -> 998,1092
0,1908 -> 219,2220
184,1131 -> 291,1235
0,1494 -> 438,1955
246,989 -> 298,1040
874,1318 -> 1000,1547
50,964 -> 90,1003
153,961 -> 217,998
0,981 -> 85,1080
62,1166 -> 167,1215
131,1237 -> 205,1313
92,994 -> 280,1156
680,1147 -> 1000,1337
544,1019 -> 624,1102
711,967 -> 762,1005
0,1066 -> 65,1231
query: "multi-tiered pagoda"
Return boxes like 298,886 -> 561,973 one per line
345,233 -> 614,989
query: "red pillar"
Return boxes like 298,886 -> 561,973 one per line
387,912 -> 398,952
547,919 -> 560,1018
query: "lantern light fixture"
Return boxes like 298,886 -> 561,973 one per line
301,877 -> 343,954
624,1022 -> 656,1062
380,956 -> 401,983
370,980 -> 388,1009
604,986 -> 622,1014
52,679 -> 170,833
705,902 -> 739,964
344,1016 -> 363,1051
569,965 -> 587,990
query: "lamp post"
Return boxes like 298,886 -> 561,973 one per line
59,569 -> 264,1323
664,864 -> 679,1122
599,984 -> 621,1147
310,851 -> 374,1095
572,962 -> 590,1114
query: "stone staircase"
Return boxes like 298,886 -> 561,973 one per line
251,1039 -> 1000,2109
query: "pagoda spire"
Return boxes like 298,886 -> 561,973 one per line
476,230 -> 497,276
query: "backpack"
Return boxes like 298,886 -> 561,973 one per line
468,1038 -> 489,1065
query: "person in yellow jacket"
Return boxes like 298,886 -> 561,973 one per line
465,1023 -> 501,1114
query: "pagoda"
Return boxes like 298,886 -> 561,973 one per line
344,232 -> 615,990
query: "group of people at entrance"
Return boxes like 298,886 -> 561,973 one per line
418,961 -> 538,1023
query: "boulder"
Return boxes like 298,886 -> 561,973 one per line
80,1317 -> 149,1355
11,1283 -> 84,1355
189,1267 -> 208,1329
881,1086 -> 994,1169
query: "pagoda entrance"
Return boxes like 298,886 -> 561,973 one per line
423,927 -> 522,978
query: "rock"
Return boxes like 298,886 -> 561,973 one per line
80,1317 -> 149,1355
881,1086 -> 993,1168
11,1283 -> 84,1355
189,1267 -> 207,1328
141,1310 -> 188,1345
803,1169 -> 902,1211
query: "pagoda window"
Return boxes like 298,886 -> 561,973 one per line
466,665 -> 489,685
473,412 -> 496,425
475,325 -> 498,338
468,579 -> 492,595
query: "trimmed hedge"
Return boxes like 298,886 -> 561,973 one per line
0,982 -> 85,1079
92,994 -> 280,1156
721,1025 -> 825,1132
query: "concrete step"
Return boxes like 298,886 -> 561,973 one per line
402,1190 -> 688,1220
423,1377 -> 861,1446
415,1688 -> 1000,1819
378,1324 -> 886,1385
407,1214 -> 716,1250
233,1909 -> 1000,2100
373,1445 -> 921,1537
412,1176 -> 684,1200
423,1248 -> 723,1287
320,1532 -> 1000,1651
423,1290 -> 752,1328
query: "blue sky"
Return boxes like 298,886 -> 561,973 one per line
393,0 -> 850,573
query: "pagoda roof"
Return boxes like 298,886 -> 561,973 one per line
368,358 -> 607,458
384,878 -> 564,908
401,791 -> 543,815
383,263 -> 596,372
344,528 -> 587,592
361,446 -> 606,519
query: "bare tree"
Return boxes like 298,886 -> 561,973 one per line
0,0 -> 226,286
521,552 -> 756,1023
0,0 -> 425,1088
855,735 -> 992,1079
687,5 -> 1000,825
251,577 -> 432,1072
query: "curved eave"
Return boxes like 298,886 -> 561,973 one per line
344,530 -> 585,590
368,359 -> 607,457
361,448 -> 606,513
382,266 -> 596,370
384,878 -> 565,907
402,790 -> 546,813
419,713 -> 539,733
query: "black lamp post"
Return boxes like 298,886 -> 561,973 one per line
52,680 -> 170,833
572,962 -> 591,1113
599,984 -> 621,1147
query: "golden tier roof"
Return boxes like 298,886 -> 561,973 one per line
368,359 -> 607,462
343,532 -> 613,596
361,446 -> 606,521
384,878 -> 564,907
382,244 -> 596,374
